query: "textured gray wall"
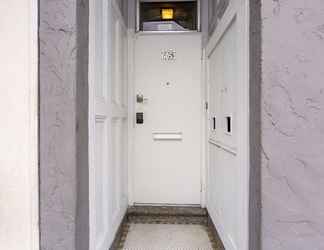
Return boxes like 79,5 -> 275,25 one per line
75,1 -> 89,250
39,0 -> 89,249
261,0 -> 324,249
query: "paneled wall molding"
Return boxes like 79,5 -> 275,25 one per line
112,0 -> 128,30
208,0 -> 230,35
206,1 -> 250,250
89,1 -> 129,249
208,139 -> 237,156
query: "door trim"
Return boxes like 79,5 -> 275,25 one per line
30,1 -> 39,249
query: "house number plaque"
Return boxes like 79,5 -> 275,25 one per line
161,49 -> 176,61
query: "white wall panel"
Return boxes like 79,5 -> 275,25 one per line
89,0 -> 128,249
95,120 -> 105,239
0,1 -> 38,250
206,1 -> 249,250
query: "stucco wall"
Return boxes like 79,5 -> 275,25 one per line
39,0 -> 89,249
261,0 -> 324,249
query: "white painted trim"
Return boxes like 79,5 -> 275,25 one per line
88,1 -> 96,249
236,1 -> 250,249
204,47 -> 211,209
206,0 -> 237,57
112,0 -> 127,30
127,30 -> 136,206
29,0 -> 39,249
205,0 -> 250,249
0,1 -> 39,249
200,48 -> 208,208
89,2 -> 129,248
208,139 -> 237,156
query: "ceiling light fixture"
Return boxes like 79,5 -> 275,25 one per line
161,8 -> 174,20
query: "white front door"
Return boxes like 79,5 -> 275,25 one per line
133,33 -> 202,205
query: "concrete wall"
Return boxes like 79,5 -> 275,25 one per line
261,0 -> 324,249
39,0 -> 89,249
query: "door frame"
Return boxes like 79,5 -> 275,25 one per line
30,2 -> 39,249
128,32 -> 206,206
205,0 -> 250,249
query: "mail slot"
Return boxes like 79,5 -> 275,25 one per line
153,132 -> 182,141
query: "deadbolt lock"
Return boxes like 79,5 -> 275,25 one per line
136,94 -> 144,103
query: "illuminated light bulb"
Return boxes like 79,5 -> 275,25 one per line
161,8 -> 174,20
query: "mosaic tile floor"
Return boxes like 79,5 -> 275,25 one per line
112,206 -> 225,250
123,223 -> 213,250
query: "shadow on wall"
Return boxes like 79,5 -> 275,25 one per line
76,1 -> 89,250
249,0 -> 262,250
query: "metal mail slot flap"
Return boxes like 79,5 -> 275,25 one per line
153,132 -> 183,141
